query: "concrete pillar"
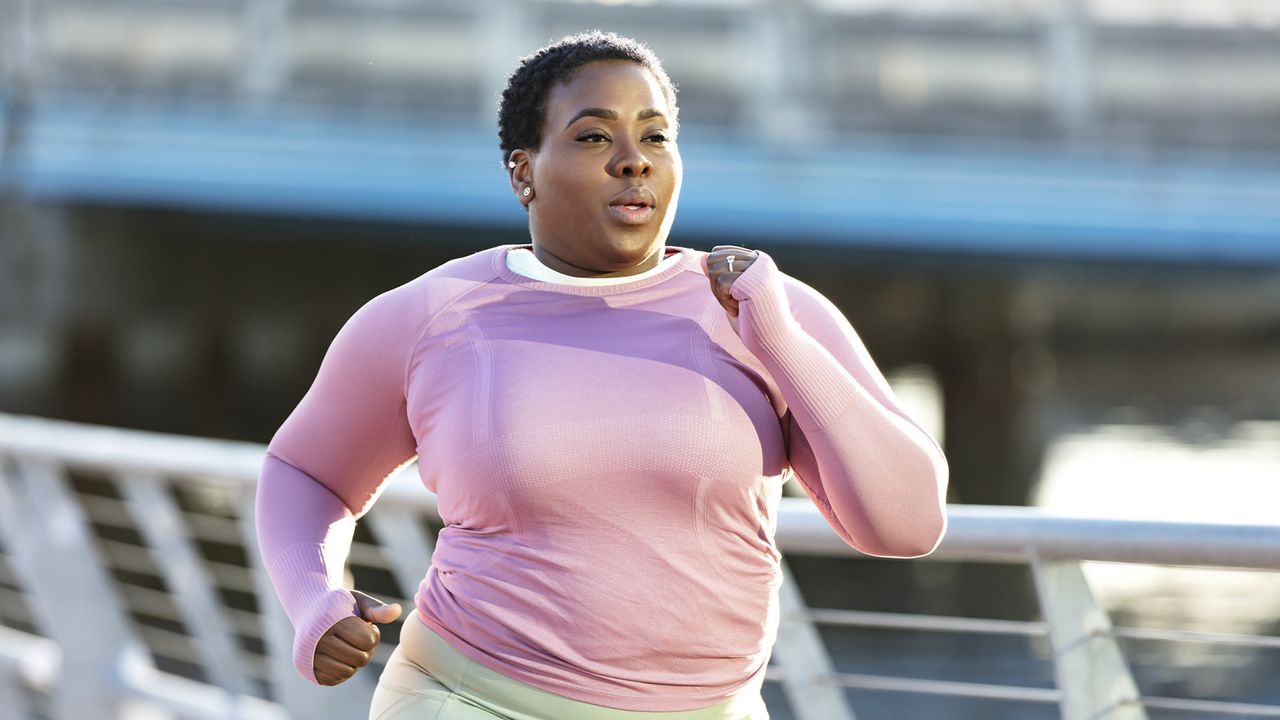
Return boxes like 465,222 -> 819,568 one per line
0,200 -> 72,414
737,0 -> 825,150
475,0 -> 530,133
1045,0 -> 1095,139
934,280 -> 1056,618
240,0 -> 293,107
0,0 -> 40,91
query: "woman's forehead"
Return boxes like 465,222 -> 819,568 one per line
546,61 -> 671,120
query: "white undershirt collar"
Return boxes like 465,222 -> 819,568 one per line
506,246 -> 683,286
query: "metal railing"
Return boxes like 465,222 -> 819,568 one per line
1,411 -> 1279,719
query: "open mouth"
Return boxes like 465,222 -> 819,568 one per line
608,188 -> 657,225
608,202 -> 655,224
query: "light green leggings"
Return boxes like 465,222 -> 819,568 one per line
369,610 -> 770,720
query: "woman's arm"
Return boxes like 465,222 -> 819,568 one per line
728,251 -> 948,557
255,288 -> 418,684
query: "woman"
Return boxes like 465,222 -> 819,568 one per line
255,31 -> 948,720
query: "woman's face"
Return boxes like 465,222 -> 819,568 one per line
515,60 -> 682,275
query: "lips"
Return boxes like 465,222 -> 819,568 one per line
608,187 -> 657,225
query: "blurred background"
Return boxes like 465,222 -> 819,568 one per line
1,0 -> 1279,718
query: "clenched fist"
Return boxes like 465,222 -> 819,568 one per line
314,590 -> 402,686
702,244 -> 759,333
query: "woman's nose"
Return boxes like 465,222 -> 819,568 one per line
611,145 -> 652,177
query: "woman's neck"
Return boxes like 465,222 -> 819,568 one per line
531,244 -> 665,278
507,245 -> 680,286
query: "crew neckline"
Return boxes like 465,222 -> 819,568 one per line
493,244 -> 697,296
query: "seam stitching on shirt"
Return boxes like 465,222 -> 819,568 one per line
456,305 -> 490,449
401,261 -> 503,400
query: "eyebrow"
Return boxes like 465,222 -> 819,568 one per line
564,108 -> 666,129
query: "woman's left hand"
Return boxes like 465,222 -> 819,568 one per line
703,245 -> 759,331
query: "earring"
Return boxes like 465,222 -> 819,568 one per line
522,187 -> 532,197
508,160 -> 516,169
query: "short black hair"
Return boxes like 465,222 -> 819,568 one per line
497,31 -> 679,168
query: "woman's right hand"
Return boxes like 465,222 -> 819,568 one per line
314,590 -> 403,686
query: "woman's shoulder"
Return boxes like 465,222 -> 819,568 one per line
341,246 -> 506,336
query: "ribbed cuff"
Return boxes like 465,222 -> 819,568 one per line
293,589 -> 359,684
266,542 -> 358,684
730,252 -> 854,430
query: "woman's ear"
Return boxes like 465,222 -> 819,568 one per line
507,149 -> 535,207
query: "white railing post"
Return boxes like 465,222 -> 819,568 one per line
1031,554 -> 1147,720
774,557 -> 859,720
121,472 -> 255,703
0,626 -> 58,720
0,659 -> 31,720
0,455 -> 145,720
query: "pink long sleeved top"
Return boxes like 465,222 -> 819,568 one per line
255,245 -> 948,711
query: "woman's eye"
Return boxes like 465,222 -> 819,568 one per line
646,133 -> 670,143
578,132 -> 609,143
